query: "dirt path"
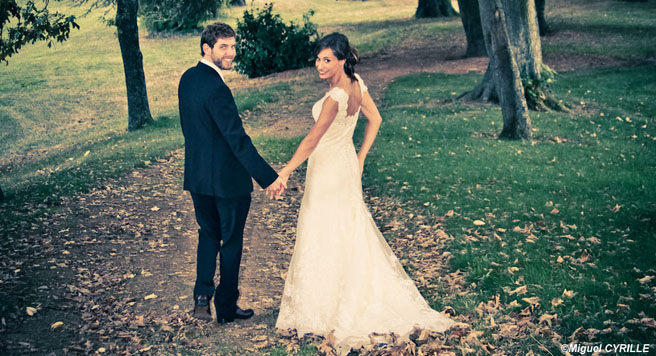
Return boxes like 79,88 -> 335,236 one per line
0,28 -> 634,355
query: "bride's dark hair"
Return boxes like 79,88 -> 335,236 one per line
314,32 -> 359,82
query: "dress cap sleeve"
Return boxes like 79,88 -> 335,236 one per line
354,73 -> 368,93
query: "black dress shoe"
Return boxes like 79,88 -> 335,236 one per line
191,295 -> 212,321
216,306 -> 254,324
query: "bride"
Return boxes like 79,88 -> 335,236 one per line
275,33 -> 454,352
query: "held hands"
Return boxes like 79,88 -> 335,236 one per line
265,176 -> 287,200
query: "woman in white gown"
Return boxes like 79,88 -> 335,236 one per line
275,33 -> 453,352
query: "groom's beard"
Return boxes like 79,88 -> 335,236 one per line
215,57 -> 234,70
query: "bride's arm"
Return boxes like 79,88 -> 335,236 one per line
357,91 -> 383,174
278,97 -> 339,182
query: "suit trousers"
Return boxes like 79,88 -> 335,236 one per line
190,193 -> 251,316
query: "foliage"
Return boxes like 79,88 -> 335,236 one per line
415,0 -> 457,18
138,0 -> 223,32
234,3 -> 319,78
0,0 -> 78,63
521,64 -> 561,111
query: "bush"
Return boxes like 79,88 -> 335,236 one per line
139,0 -> 222,33
235,3 -> 319,78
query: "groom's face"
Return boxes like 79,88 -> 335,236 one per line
206,37 -> 237,70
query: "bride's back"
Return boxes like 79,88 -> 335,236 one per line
345,80 -> 363,117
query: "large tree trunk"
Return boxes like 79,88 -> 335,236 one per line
459,0 -> 562,111
457,0 -> 486,57
479,0 -> 532,140
116,0 -> 153,131
416,0 -> 458,18
535,0 -> 549,36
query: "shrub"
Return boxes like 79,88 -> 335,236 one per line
235,3 -> 319,78
139,0 -> 222,33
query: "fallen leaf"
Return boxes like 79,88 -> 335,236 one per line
509,285 -> 528,295
562,289 -> 576,298
522,296 -> 540,306
51,321 -> 64,330
539,313 -> 558,326
144,293 -> 157,300
26,307 -> 37,316
473,220 -> 485,226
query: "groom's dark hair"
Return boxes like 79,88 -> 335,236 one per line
200,22 -> 236,56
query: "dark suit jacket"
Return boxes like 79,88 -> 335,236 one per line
178,62 -> 277,198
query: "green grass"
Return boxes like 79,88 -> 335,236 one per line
545,0 -> 656,59
352,68 -> 655,350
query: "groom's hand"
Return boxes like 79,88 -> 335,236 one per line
265,177 -> 286,200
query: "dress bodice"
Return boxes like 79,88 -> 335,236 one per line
311,74 -> 368,148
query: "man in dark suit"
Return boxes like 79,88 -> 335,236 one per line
178,22 -> 285,324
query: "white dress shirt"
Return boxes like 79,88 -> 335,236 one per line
200,58 -> 225,82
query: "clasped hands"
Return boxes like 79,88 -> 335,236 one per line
265,170 -> 290,200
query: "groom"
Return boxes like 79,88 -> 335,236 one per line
178,22 -> 285,324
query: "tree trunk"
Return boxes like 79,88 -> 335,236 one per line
457,0 -> 487,57
416,0 -> 458,18
116,0 -> 153,131
459,0 -> 562,112
479,0 -> 532,140
0,186 -> 4,201
535,0 -> 549,36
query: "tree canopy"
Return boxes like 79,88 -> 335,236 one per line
1,0 -> 79,63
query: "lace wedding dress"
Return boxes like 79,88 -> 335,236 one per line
276,74 -> 454,352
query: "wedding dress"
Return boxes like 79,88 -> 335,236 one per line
276,74 -> 454,352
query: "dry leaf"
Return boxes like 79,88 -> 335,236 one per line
552,298 -> 564,307
562,289 -> 576,298
522,296 -> 540,306
144,294 -> 157,300
509,285 -> 528,295
26,307 -> 37,316
51,321 -> 64,330
473,220 -> 485,226
538,313 -> 558,326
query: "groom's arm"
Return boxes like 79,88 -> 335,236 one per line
207,85 -> 278,189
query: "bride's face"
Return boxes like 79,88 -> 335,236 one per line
315,48 -> 345,80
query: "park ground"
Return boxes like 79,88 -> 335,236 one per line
1,0 -> 655,355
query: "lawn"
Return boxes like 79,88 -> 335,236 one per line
357,67 -> 655,352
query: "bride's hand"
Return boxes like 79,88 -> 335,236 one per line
278,169 -> 290,188
358,157 -> 365,175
